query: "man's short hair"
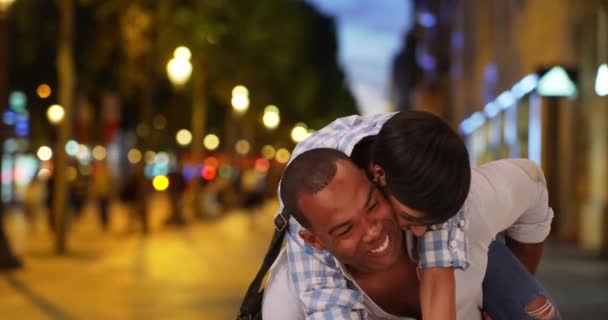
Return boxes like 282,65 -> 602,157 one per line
280,148 -> 350,229
373,111 -> 471,225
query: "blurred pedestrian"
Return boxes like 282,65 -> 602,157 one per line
165,166 -> 186,226
119,163 -> 149,234
92,162 -> 112,230
23,176 -> 45,230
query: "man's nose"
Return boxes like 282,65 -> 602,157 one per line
362,218 -> 382,243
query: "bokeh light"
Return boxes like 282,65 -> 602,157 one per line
92,145 -> 107,161
47,104 -> 65,124
36,146 -> 53,161
235,139 -> 251,155
37,84 -> 52,98
152,175 -> 170,191
128,149 -> 142,164
291,122 -> 309,143
176,129 -> 192,146
261,145 -> 276,160
275,148 -> 291,164
204,134 -> 220,151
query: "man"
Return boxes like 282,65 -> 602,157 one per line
263,148 -> 557,319
262,111 -> 557,319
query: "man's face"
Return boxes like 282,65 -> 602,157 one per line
298,160 -> 405,274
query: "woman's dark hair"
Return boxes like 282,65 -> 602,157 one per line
373,111 -> 471,224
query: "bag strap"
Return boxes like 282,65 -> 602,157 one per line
237,209 -> 290,319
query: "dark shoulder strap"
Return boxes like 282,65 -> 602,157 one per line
237,210 -> 290,319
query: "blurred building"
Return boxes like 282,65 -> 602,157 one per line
400,0 -> 608,252
392,0 -> 608,254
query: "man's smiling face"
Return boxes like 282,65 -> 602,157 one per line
298,159 -> 405,275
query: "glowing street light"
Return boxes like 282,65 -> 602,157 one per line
596,64 -> 608,96
176,129 -> 192,146
231,85 -> 250,115
37,146 -> 53,161
0,0 -> 16,14
166,46 -> 193,87
291,122 -> 308,143
46,104 -> 65,125
37,83 -> 51,98
263,105 -> 280,130
203,134 -> 220,151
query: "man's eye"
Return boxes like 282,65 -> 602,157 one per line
337,225 -> 353,237
368,201 -> 378,211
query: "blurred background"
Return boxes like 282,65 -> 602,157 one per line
0,0 -> 607,319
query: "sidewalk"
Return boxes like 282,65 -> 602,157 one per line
2,195 -> 607,319
0,195 -> 276,320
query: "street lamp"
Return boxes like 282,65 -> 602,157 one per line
0,0 -> 15,15
47,104 -> 65,125
291,122 -> 309,143
263,105 -> 280,130
166,46 -> 192,88
231,85 -> 250,115
176,129 -> 192,146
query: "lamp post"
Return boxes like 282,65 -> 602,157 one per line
167,46 -> 198,222
262,105 -> 280,130
0,0 -> 21,270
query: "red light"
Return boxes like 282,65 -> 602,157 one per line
204,156 -> 219,167
254,158 -> 270,173
202,166 -> 217,180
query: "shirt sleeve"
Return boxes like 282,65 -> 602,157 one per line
417,210 -> 469,270
473,159 -> 554,244
285,228 -> 367,320
307,309 -> 365,320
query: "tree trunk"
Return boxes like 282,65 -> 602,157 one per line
0,11 -> 22,270
190,57 -> 206,218
53,0 -> 75,254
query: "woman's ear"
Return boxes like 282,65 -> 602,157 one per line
371,164 -> 387,187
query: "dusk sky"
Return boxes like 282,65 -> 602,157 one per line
306,0 -> 413,115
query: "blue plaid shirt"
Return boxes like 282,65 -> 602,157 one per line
277,113 -> 469,319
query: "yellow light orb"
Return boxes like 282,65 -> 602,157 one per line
127,149 -> 142,164
152,175 -> 170,191
232,85 -> 249,97
176,129 -> 192,146
166,57 -> 192,87
47,104 -> 65,125
204,134 -> 220,151
36,146 -> 53,161
37,84 -> 52,99
144,151 -> 156,164
235,139 -> 251,155
291,123 -> 308,143
261,145 -> 276,160
92,145 -> 107,161
275,148 -> 291,164
231,95 -> 250,114
263,105 -> 280,130
66,166 -> 78,182
173,46 -> 192,60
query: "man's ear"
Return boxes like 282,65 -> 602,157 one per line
299,229 -> 325,251
371,164 -> 387,187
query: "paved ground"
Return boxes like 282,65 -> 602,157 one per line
1,194 -> 275,320
1,193 -> 607,319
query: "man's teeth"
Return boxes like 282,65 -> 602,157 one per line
371,235 -> 390,254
